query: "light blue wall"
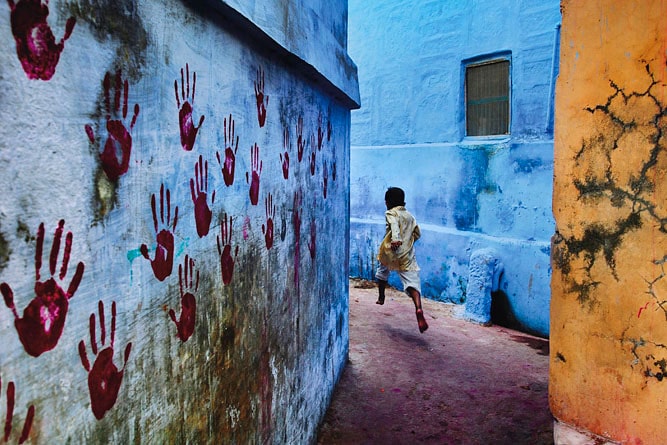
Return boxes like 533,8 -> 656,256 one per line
348,1 -> 560,337
0,0 -> 358,443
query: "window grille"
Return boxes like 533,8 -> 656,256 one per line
465,60 -> 510,136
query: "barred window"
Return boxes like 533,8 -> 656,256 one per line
465,59 -> 510,136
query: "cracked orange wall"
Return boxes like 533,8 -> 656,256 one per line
550,0 -> 667,442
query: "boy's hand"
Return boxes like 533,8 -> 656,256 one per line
391,240 -> 402,251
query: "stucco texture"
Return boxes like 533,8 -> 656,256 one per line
550,0 -> 667,442
0,0 -> 354,443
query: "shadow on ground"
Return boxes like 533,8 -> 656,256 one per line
317,279 -> 553,445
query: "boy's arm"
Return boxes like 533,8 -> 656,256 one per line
413,224 -> 421,241
385,212 -> 403,250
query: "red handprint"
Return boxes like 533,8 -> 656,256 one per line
322,159 -> 329,199
1,219 -> 85,357
215,114 -> 239,186
85,70 -> 140,181
174,63 -> 205,151
78,301 -> 132,420
262,193 -> 275,250
254,66 -> 269,128
308,218 -> 316,260
7,0 -> 75,80
245,143 -> 262,206
1,378 -> 35,444
190,155 -> 215,238
169,255 -> 198,342
280,126 -> 290,180
296,115 -> 305,162
309,133 -> 316,176
317,111 -> 324,151
292,190 -> 302,287
217,214 -> 238,286
140,184 -> 178,282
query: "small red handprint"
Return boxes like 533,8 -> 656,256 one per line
141,184 -> 179,281
322,159 -> 329,199
1,378 -> 35,444
308,217 -> 316,260
280,126 -> 290,180
7,0 -> 75,80
292,190 -> 302,287
296,115 -> 305,162
216,114 -> 239,186
1,219 -> 85,357
254,66 -> 269,128
309,133 -> 317,176
85,70 -> 140,181
245,143 -> 262,206
262,193 -> 275,250
190,155 -> 215,238
169,255 -> 198,342
175,63 -> 205,151
217,214 -> 238,286
79,301 -> 132,420
317,111 -> 324,151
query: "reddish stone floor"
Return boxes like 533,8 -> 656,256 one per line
317,279 -> 553,445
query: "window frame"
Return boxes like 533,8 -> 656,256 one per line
463,53 -> 512,138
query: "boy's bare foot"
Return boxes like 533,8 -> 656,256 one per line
416,309 -> 428,333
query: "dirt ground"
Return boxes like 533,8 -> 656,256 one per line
317,279 -> 553,445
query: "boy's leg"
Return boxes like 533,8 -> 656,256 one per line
407,286 -> 429,333
375,264 -> 390,305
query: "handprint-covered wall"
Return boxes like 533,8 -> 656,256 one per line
550,1 -> 667,443
0,0 -> 358,443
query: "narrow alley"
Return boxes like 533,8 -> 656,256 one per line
317,280 -> 552,445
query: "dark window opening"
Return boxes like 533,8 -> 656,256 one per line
466,59 -> 510,136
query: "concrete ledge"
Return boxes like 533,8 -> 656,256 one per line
187,0 -> 360,109
554,420 -> 619,445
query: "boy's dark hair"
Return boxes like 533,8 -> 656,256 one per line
385,187 -> 405,208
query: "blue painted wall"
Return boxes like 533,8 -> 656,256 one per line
348,1 -> 560,337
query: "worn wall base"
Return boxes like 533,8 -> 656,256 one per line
554,421 -> 619,445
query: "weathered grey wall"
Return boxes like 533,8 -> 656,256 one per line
348,0 -> 559,337
0,0 -> 358,443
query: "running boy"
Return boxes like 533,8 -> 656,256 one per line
375,187 -> 428,333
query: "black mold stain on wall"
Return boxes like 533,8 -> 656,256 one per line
553,61 -> 667,382
0,229 -> 10,271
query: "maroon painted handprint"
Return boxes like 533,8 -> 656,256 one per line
322,159 -> 329,199
85,70 -> 140,181
190,155 -> 215,238
7,0 -> 75,80
296,115 -> 305,162
308,218 -> 316,259
1,378 -> 35,444
1,220 -> 85,357
317,111 -> 324,151
217,214 -> 238,286
254,66 -> 269,128
262,193 -> 275,250
169,255 -> 198,342
78,301 -> 132,420
141,184 -> 179,282
246,143 -> 262,206
175,63 -> 205,151
292,190 -> 302,287
327,106 -> 333,141
280,126 -> 290,180
215,114 -> 239,186
309,133 -> 317,176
